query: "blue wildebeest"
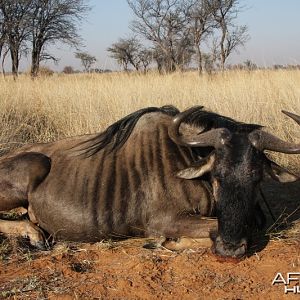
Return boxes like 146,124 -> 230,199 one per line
0,106 -> 299,258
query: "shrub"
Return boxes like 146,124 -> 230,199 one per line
38,66 -> 54,76
63,66 -> 75,74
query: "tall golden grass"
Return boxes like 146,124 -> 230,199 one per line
0,69 -> 299,170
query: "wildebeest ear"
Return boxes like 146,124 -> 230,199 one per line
265,161 -> 299,183
176,153 -> 215,179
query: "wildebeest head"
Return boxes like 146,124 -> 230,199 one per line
169,107 -> 300,258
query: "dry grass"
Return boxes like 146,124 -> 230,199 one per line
1,71 -> 298,297
0,69 -> 299,169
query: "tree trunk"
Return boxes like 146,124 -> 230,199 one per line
1,47 -> 9,77
195,45 -> 203,75
220,43 -> 226,71
123,61 -> 129,72
31,47 -> 41,78
219,22 -> 227,71
156,59 -> 163,74
166,54 -> 177,73
10,48 -> 19,79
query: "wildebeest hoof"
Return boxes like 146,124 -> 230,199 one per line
143,237 -> 167,249
23,221 -> 47,250
144,237 -> 212,251
32,240 -> 47,251
163,237 -> 212,251
143,241 -> 161,249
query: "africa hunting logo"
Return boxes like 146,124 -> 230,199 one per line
272,273 -> 300,294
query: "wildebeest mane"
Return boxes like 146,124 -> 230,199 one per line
75,105 -> 180,157
184,108 -> 262,133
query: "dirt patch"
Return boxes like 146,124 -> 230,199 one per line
0,238 -> 299,299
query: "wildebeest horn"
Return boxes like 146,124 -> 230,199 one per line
249,111 -> 300,154
168,106 -> 232,148
282,110 -> 300,125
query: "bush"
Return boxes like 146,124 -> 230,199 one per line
38,66 -> 54,76
63,66 -> 75,74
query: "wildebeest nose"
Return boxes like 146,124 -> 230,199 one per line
213,236 -> 247,258
232,242 -> 247,258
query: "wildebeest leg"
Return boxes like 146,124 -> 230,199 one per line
163,237 -> 213,250
0,219 -> 45,249
0,152 -> 51,248
147,216 -> 217,250
143,236 -> 212,250
28,204 -> 39,224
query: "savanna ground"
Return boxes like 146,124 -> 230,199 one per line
0,70 -> 299,299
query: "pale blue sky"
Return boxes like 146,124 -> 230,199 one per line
38,0 -> 300,71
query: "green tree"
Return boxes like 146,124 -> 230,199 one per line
75,52 -> 97,72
